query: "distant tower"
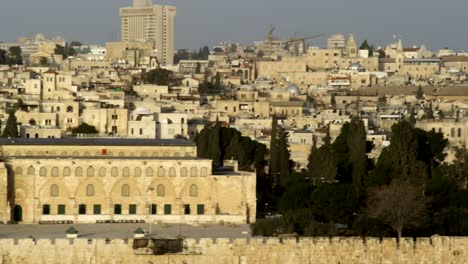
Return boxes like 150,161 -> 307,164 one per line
327,33 -> 346,52
346,34 -> 357,58
120,1 -> 176,65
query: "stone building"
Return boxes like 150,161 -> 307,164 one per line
0,138 -> 256,225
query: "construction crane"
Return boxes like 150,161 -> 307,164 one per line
286,34 -> 323,56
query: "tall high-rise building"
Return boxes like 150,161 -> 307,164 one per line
120,0 -> 176,65
327,33 -> 346,51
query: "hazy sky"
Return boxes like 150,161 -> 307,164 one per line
1,0 -> 467,51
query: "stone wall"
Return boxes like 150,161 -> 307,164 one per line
0,236 -> 466,264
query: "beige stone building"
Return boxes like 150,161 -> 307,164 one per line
120,0 -> 176,65
0,138 -> 256,225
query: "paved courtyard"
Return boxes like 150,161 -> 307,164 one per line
0,223 -> 252,239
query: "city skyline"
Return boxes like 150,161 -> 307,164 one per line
0,0 -> 467,50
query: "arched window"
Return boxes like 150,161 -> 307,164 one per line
169,167 -> 176,177
15,167 -> 23,176
75,167 -> 83,177
51,167 -> 59,177
50,184 -> 59,197
451,128 -> 455,137
146,167 -> 153,177
157,184 -> 165,197
190,184 -> 198,197
158,167 -> 165,177
181,167 -> 188,177
111,167 -> 118,177
134,167 -> 142,177
87,167 -> 94,177
86,184 -> 94,196
99,167 -> 106,177
63,167 -> 71,177
190,167 -> 198,177
438,128 -> 443,133
123,167 -> 130,177
458,128 -> 462,138
121,184 -> 130,197
27,166 -> 35,175
66,106 -> 73,113
200,167 -> 208,177
39,167 -> 47,177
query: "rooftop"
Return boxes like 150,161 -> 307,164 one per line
0,138 -> 195,147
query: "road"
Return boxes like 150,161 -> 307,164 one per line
0,223 -> 252,239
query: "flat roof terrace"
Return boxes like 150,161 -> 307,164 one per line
0,138 -> 196,147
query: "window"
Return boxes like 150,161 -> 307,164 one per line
58,205 -> 66,215
158,167 -> 165,177
129,204 -> 137,215
123,167 -> 130,177
66,106 -> 73,113
93,204 -> 101,215
75,167 -> 83,177
164,204 -> 172,215
111,167 -> 118,177
180,168 -> 188,177
42,204 -> 50,215
146,167 -> 153,177
458,128 -> 462,138
39,167 -> 47,176
86,184 -> 95,197
135,167 -> 142,177
27,166 -> 35,175
114,204 -> 122,215
451,128 -> 455,137
98,167 -> 106,177
197,204 -> 205,215
51,167 -> 59,177
121,184 -> 130,197
63,167 -> 71,177
50,184 -> 59,197
169,167 -> 176,177
190,167 -> 198,177
184,204 -> 191,215
200,167 -> 208,177
150,204 -> 157,215
190,185 -> 198,197
79,204 -> 86,215
157,184 -> 165,197
15,167 -> 23,176
87,167 -> 94,177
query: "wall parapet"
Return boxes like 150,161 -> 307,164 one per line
0,236 -> 466,264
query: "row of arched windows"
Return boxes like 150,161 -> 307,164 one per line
17,166 -> 209,177
8,151 -> 192,158
49,184 -> 199,198
433,127 -> 463,138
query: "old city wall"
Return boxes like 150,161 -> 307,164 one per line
0,236 -> 466,264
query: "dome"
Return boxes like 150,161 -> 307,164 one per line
349,63 -> 364,71
132,107 -> 152,115
287,83 -> 301,95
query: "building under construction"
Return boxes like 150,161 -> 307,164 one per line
254,26 -> 322,58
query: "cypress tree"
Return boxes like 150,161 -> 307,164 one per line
347,117 -> 368,194
269,115 -> 280,176
308,125 -> 337,184
277,127 -> 291,186
210,122 -> 222,167
2,112 -> 18,138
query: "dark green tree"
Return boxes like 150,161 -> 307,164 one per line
8,46 -> 22,65
277,127 -> 291,186
308,126 -> 337,184
347,117 -> 369,194
269,115 -> 280,176
39,57 -> 49,66
71,123 -> 98,134
416,85 -> 424,99
0,49 -> 7,64
1,112 -> 18,138
142,68 -> 174,85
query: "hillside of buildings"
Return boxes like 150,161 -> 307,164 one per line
1,30 -> 468,240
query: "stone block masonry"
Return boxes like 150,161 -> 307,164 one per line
0,236 -> 466,263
